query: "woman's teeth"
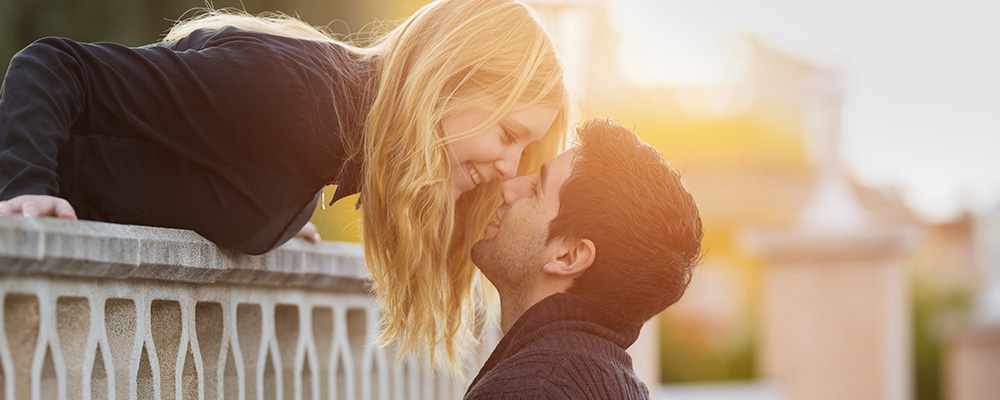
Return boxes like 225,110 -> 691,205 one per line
469,168 -> 481,185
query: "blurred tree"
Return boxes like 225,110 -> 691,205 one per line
910,259 -> 975,400
2,0 -> 428,77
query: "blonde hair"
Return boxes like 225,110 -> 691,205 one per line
166,0 -> 569,373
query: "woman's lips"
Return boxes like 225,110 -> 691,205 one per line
469,165 -> 482,184
460,163 -> 482,193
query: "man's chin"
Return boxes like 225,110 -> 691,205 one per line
472,224 -> 501,267
470,240 -> 488,268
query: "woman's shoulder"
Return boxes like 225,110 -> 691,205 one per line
166,26 -> 346,62
172,26 -> 352,87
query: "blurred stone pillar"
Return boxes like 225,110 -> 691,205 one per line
946,201 -> 1000,399
746,229 -> 909,400
947,324 -> 1000,400
744,70 -> 911,400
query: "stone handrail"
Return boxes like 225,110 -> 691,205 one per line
0,216 -> 483,400
0,216 -> 369,291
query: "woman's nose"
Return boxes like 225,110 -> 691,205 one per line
495,150 -> 521,179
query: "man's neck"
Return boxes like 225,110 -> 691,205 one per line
498,292 -> 526,334
498,289 -> 557,334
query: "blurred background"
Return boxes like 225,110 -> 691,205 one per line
3,0 -> 998,399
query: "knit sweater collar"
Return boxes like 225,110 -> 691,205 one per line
471,293 -> 644,384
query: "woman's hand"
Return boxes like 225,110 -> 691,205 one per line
0,195 -> 78,219
296,221 -> 321,243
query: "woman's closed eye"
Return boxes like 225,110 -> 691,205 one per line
502,126 -> 518,145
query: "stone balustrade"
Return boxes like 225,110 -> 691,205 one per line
0,216 -> 488,400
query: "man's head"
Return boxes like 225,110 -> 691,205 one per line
471,118 -> 703,323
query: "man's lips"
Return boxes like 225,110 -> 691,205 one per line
483,205 -> 506,238
492,206 -> 506,226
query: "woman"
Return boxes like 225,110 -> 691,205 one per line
0,0 -> 568,370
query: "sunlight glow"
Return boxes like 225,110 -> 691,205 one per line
607,0 -> 1000,221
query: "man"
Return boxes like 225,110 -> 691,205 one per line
465,118 -> 703,399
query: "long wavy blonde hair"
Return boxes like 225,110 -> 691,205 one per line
166,0 -> 569,372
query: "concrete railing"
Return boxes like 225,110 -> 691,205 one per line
0,216 -> 488,400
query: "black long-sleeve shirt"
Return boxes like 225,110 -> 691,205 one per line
465,293 -> 650,400
0,27 -> 367,253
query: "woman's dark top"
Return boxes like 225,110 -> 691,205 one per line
0,27 -> 369,254
464,293 -> 650,400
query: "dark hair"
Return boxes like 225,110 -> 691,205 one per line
548,118 -> 704,322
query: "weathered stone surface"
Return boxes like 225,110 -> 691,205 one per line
129,225 -> 227,283
0,216 -> 367,290
275,240 -> 368,291
0,216 -> 44,271
219,245 -> 305,286
7,216 -> 140,278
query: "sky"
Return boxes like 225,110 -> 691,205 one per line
606,0 -> 1000,222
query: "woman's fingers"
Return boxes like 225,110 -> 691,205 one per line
21,202 -> 40,217
53,198 -> 79,220
0,195 -> 78,220
296,221 -> 321,243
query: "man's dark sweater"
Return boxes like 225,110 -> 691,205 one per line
464,293 -> 650,400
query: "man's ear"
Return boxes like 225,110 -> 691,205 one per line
542,238 -> 596,277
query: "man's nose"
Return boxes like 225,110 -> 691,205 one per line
500,176 -> 528,205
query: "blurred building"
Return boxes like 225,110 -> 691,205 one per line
528,1 -> 992,400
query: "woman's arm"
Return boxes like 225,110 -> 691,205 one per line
0,37 -> 90,201
1,30 -> 306,214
